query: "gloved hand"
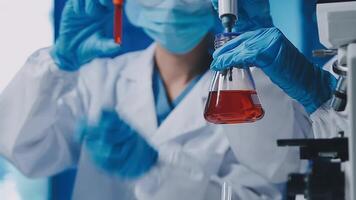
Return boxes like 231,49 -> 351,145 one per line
51,0 -> 121,71
211,0 -> 273,32
211,27 -> 337,114
77,110 -> 158,179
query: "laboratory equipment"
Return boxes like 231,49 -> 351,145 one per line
331,60 -> 348,111
221,182 -> 233,200
277,1 -> 356,199
204,33 -> 264,124
210,27 -> 336,114
211,0 -> 273,32
313,50 -> 347,112
278,136 -> 348,200
204,0 -> 264,124
113,0 -> 124,44
317,1 -> 356,199
218,0 -> 237,32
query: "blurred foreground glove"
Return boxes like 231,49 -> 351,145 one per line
211,0 -> 273,32
78,110 -> 158,179
211,28 -> 337,114
51,0 -> 121,71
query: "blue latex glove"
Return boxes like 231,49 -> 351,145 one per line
78,110 -> 158,179
51,0 -> 121,71
211,0 -> 273,32
211,28 -> 337,114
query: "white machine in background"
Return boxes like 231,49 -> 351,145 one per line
317,1 -> 356,200
218,0 -> 356,199
277,1 -> 356,200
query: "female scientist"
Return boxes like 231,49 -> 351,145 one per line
0,0 -> 311,199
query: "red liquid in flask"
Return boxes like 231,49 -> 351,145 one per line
204,90 -> 264,124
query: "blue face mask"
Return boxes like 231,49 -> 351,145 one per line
126,0 -> 215,54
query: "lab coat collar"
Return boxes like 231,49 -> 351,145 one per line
116,43 -> 213,145
120,44 -> 157,83
151,71 -> 212,146
111,44 -> 158,137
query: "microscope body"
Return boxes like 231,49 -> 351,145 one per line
317,0 -> 356,112
278,138 -> 348,200
278,1 -> 356,199
317,1 -> 356,199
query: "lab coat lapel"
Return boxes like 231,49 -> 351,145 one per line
115,44 -> 214,145
115,45 -> 158,138
151,72 -> 213,146
73,147 -> 136,200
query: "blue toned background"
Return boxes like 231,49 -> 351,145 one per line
50,0 -> 328,200
270,0 -> 331,67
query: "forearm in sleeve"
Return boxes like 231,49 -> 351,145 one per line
0,48 -> 87,177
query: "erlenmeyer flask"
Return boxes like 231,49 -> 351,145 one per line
204,33 -> 264,124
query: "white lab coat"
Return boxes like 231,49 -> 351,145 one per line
310,104 -> 348,138
0,44 -> 312,200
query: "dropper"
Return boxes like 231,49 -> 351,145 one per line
218,0 -> 238,33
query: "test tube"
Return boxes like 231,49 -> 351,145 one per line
113,0 -> 124,44
221,182 -> 232,200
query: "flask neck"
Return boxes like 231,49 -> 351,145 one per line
214,32 -> 240,49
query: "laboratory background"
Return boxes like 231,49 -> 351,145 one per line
0,0 -> 330,199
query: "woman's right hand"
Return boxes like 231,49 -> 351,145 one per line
51,0 -> 122,71
211,27 -> 337,114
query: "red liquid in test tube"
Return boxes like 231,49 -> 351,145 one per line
113,0 -> 123,44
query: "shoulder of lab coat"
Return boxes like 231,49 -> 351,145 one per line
0,47 -> 81,177
76,44 -> 155,121
0,45 -> 153,178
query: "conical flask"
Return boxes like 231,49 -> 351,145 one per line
204,33 -> 264,124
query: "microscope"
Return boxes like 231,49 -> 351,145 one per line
277,0 -> 356,199
278,136 -> 348,200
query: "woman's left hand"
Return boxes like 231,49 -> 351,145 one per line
77,109 -> 159,179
